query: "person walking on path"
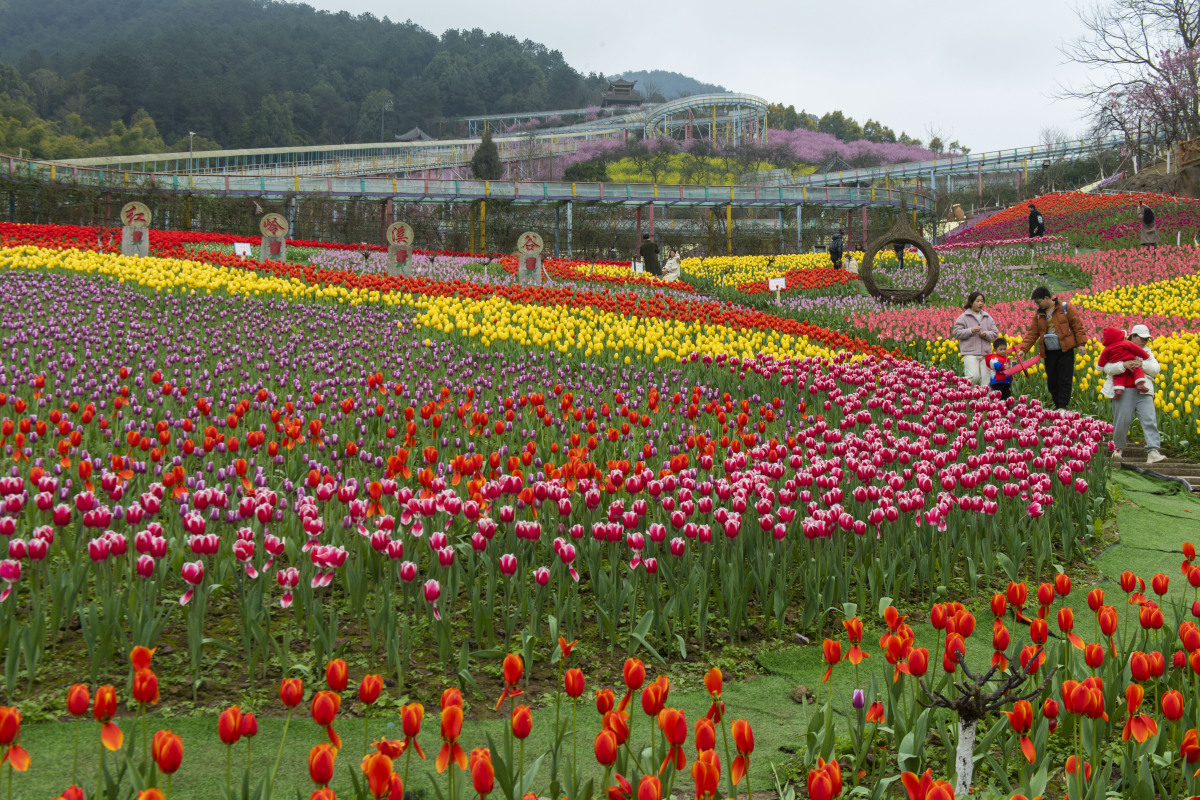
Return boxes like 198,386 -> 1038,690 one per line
1016,286 -> 1089,410
639,233 -> 661,277
1138,202 -> 1160,249
1098,324 -> 1166,464
1028,204 -> 1045,238
892,241 -> 906,268
829,231 -> 844,269
952,291 -> 1000,386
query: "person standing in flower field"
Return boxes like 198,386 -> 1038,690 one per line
1016,286 -> 1089,410
828,230 -> 844,269
892,241 -> 906,268
987,337 -> 1013,400
639,233 -> 661,277
952,292 -> 1000,387
1028,204 -> 1045,237
1098,324 -> 1166,465
1138,202 -> 1160,249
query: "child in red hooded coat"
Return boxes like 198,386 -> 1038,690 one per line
1097,326 -> 1151,399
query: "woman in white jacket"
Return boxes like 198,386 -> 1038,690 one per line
952,292 -> 1001,386
1098,324 -> 1165,464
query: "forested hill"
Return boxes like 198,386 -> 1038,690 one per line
0,0 -> 608,156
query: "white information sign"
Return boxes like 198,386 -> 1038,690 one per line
233,243 -> 253,257
768,277 -> 786,291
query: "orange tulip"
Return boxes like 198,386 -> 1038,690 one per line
436,704 -> 467,773
731,718 -> 753,785
359,675 -> 384,706
280,677 -> 305,708
558,636 -> 578,661
594,729 -> 619,767
218,706 -> 243,746
312,691 -> 342,724
602,710 -> 630,746
899,647 -> 929,679
821,639 -> 842,683
1163,690 -> 1185,721
511,705 -> 533,739
129,646 -> 156,672
132,669 -> 159,706
495,653 -> 525,710
619,658 -> 646,712
636,775 -> 661,800
399,703 -> 426,760
152,730 -> 183,774
806,758 -> 842,800
564,668 -> 585,699
691,749 -> 720,799
67,684 -> 90,717
641,678 -> 667,717
596,688 -> 615,715
470,747 -> 495,797
1054,572 -> 1072,598
1181,728 -> 1200,774
361,752 -> 394,799
441,688 -> 463,710
325,659 -> 349,693
0,707 -> 29,772
900,768 -> 955,799
694,717 -> 716,751
866,702 -> 885,724
94,686 -> 123,751
137,790 -> 165,800
703,667 -> 722,698
308,742 -> 337,786
658,707 -> 688,772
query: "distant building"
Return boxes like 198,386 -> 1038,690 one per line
602,77 -> 644,109
395,127 -> 434,142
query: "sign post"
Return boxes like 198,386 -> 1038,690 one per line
768,276 -> 786,305
385,221 -> 415,277
259,213 -> 288,262
516,231 -> 545,285
120,201 -> 151,258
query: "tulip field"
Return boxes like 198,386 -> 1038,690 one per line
0,189 -> 1199,800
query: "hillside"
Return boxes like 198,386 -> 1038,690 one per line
0,0 -> 606,156
611,70 -> 728,100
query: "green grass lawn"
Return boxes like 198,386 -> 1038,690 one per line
8,470 -> 1198,799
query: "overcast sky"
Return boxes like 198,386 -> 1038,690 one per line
306,0 -> 1098,152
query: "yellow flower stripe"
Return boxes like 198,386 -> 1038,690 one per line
410,294 -> 848,364
679,251 -> 922,287
922,333 -> 1200,435
1074,272 -> 1200,320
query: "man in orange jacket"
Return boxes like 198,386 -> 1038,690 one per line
1017,286 -> 1089,409
1017,287 -> 1094,410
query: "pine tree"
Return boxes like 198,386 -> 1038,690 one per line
470,130 -> 503,180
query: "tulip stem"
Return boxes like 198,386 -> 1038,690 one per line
96,739 -> 105,800
719,719 -> 734,800
226,745 -> 231,797
72,716 -> 80,785
364,712 -> 370,757
269,708 -> 292,790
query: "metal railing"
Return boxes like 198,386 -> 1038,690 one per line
2,152 -> 935,211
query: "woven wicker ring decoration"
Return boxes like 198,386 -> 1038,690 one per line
859,213 -> 940,304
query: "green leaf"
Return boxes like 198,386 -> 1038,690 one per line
996,552 -> 1018,582
876,596 -> 894,618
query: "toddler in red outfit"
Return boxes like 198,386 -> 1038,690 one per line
1097,326 -> 1150,399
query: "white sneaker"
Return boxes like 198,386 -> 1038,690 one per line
1112,449 -> 1122,462
1146,450 -> 1167,464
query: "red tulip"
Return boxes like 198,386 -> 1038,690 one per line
594,729 -> 618,766
325,659 -> 348,692
806,758 -> 842,800
362,751 -> 395,799
66,684 -> 90,717
564,668 -> 585,699
152,730 -> 183,774
280,678 -> 305,708
470,747 -> 495,797
511,705 -> 533,739
218,706 -> 243,746
132,669 -> 159,706
308,742 -> 337,786
359,675 -> 384,706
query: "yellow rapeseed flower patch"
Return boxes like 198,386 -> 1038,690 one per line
409,293 -> 846,364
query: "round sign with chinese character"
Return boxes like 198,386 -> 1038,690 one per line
517,231 -> 544,255
385,221 -> 414,248
259,213 -> 288,239
120,201 -> 151,229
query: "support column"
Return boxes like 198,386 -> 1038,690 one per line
796,205 -> 802,252
480,200 -> 487,252
469,205 -> 475,253
726,203 -> 732,255
778,208 -> 785,253
635,207 -> 642,258
554,204 -> 561,257
381,198 -> 393,244
978,164 -> 983,204
649,202 -> 655,237
860,205 -> 867,250
566,201 -> 573,257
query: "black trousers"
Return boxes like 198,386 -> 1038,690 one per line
1043,348 -> 1076,409
991,383 -> 1012,400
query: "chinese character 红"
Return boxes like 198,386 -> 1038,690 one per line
124,207 -> 147,225
262,217 -> 286,237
